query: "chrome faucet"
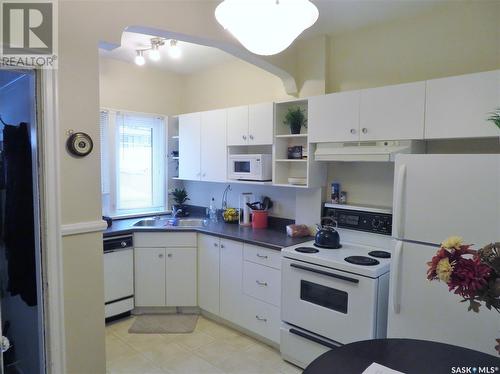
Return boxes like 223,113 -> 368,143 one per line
172,207 -> 183,218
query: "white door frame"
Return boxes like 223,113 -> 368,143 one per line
39,69 -> 66,374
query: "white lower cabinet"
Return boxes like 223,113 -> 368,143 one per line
219,238 -> 245,326
241,294 -> 281,344
134,233 -> 197,307
198,234 -> 221,315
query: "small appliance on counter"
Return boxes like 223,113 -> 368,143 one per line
314,217 -> 341,249
280,204 -> 393,369
228,154 -> 272,181
239,192 -> 253,226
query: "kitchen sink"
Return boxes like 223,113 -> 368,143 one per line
133,218 -> 171,227
133,217 -> 208,228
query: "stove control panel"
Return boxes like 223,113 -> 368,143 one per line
323,206 -> 392,236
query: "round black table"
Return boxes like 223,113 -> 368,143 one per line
304,339 -> 500,374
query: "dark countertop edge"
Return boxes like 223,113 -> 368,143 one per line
103,226 -> 312,251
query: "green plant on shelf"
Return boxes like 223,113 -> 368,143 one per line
283,106 -> 307,135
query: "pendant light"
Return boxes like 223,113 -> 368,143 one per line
134,50 -> 145,66
168,40 -> 182,59
215,0 -> 319,56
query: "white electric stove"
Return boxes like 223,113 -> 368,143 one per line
280,204 -> 393,369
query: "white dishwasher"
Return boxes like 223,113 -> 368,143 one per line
103,235 -> 134,319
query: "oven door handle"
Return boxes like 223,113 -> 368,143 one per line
289,328 -> 341,350
290,263 -> 359,284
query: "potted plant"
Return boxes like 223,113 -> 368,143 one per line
488,108 -> 500,129
283,106 -> 307,134
169,188 -> 190,216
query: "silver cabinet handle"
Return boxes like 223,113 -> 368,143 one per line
213,242 -> 219,247
242,135 -> 247,140
249,134 -> 254,140
256,254 -> 268,259
167,253 -> 172,258
350,128 -> 357,134
256,280 -> 268,286
362,128 -> 368,134
220,244 -> 225,249
159,253 -> 164,258
255,315 -> 267,322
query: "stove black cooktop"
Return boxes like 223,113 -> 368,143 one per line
344,256 -> 380,266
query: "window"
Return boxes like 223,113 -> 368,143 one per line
100,109 -> 166,217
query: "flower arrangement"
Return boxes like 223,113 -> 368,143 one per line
427,236 -> 500,354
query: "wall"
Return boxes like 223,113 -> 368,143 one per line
99,57 -> 184,115
183,181 -> 296,219
326,163 -> 395,208
327,1 -> 500,92
180,58 -> 292,113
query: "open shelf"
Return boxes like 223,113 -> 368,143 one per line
275,159 -> 307,162
275,134 -> 308,138
172,156 -> 179,160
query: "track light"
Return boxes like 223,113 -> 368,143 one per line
134,50 -> 145,66
168,40 -> 181,59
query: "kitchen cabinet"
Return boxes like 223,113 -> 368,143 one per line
219,238 -> 244,326
134,233 -> 197,307
179,112 -> 201,180
200,109 -> 227,182
309,91 -> 360,143
359,81 -> 425,141
227,103 -> 273,146
425,70 -> 500,139
134,247 -> 166,307
198,234 -> 221,315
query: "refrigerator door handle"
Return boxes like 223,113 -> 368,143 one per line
390,240 -> 403,314
394,164 -> 407,239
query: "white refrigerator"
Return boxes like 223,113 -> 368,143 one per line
388,154 -> 500,356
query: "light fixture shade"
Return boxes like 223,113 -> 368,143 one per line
215,0 -> 319,55
134,50 -> 145,66
168,40 -> 182,59
149,48 -> 161,61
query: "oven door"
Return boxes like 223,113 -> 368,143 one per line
282,257 -> 379,344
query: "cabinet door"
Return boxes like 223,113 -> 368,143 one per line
220,239 -> 244,325
197,235 -> 220,315
360,82 -> 425,141
309,91 -> 360,143
165,247 -> 197,307
134,247 -> 165,307
425,70 -> 500,139
227,106 -> 249,146
201,109 -> 227,182
248,102 -> 273,145
179,112 -> 201,180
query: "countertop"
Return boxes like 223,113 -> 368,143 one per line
103,216 -> 313,251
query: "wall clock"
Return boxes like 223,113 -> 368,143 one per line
67,132 -> 93,157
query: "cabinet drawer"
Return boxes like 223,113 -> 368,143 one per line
243,261 -> 280,307
243,244 -> 280,270
241,295 -> 280,344
134,232 -> 196,248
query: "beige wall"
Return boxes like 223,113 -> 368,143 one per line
180,58 -> 292,113
99,57 -> 184,115
327,1 -> 500,92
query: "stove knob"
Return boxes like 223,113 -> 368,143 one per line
372,219 -> 382,228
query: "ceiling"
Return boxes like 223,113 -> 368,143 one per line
99,32 -> 235,74
100,0 -> 443,73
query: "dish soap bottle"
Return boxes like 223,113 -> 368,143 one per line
209,197 -> 218,223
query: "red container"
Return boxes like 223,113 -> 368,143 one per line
252,211 -> 268,229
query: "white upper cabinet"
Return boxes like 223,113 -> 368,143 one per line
359,81 -> 426,141
227,103 -> 273,146
201,109 -> 227,182
309,91 -> 360,143
227,105 -> 249,146
179,112 -> 201,180
248,102 -> 274,145
425,70 -> 500,139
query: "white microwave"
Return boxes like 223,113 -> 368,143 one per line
228,154 -> 272,181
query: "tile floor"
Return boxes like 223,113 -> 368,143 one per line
106,315 -> 302,374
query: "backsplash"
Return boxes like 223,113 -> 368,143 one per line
325,162 -> 394,208
182,181 -> 297,219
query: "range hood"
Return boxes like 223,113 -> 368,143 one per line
314,140 -> 424,162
